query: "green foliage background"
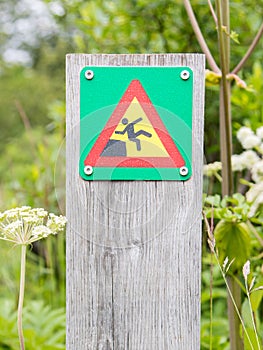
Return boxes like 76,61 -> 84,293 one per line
0,0 -> 262,348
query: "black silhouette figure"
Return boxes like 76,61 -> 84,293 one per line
115,117 -> 152,151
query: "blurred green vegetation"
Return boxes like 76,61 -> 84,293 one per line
0,0 -> 262,348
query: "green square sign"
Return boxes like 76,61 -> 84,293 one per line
79,67 -> 193,181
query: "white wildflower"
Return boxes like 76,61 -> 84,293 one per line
237,126 -> 253,144
203,161 -> 222,177
0,206 -> 66,245
3,209 -> 19,220
241,135 -> 261,150
4,221 -> 23,234
23,216 -> 40,224
256,126 -> 263,139
251,160 -> 263,183
231,151 -> 259,171
231,154 -> 246,172
30,208 -> 48,218
258,143 -> 263,155
32,225 -> 52,239
240,150 -> 260,170
47,214 -> 67,233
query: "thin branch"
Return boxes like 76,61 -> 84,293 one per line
14,99 -> 38,154
208,0 -> 217,25
15,100 -> 32,131
183,0 -> 221,73
232,21 -> 263,74
215,0 -> 233,196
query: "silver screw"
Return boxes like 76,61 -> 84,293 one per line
84,165 -> 93,175
180,70 -> 190,80
85,70 -> 94,80
179,166 -> 189,176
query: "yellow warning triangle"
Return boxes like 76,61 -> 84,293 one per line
84,79 -> 185,169
109,97 -> 169,157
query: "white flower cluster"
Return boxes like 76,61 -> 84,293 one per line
0,206 -> 67,245
204,125 -> 263,217
231,150 -> 260,172
246,182 -> 263,217
235,126 -> 263,216
233,126 -> 263,180
251,159 -> 263,183
204,125 -> 263,179
237,126 -> 263,151
203,161 -> 222,177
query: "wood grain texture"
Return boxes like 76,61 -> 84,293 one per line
66,54 -> 205,350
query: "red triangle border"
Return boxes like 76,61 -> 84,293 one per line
84,80 -> 185,168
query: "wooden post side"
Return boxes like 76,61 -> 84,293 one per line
66,54 -> 205,349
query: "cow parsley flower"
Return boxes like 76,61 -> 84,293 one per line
231,154 -> 246,172
231,151 -> 259,172
203,161 -> 222,177
256,126 -> 263,139
32,225 -> 52,238
0,207 -> 67,350
237,127 -> 261,149
0,207 -> 67,349
237,127 -> 253,143
0,207 -> 67,245
241,150 -> 260,169
241,135 -> 261,150
251,160 -> 263,183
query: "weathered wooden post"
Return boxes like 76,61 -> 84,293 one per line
66,54 -> 205,349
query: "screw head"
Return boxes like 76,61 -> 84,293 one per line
85,70 -> 94,80
84,165 -> 93,175
179,166 -> 189,176
180,70 -> 190,80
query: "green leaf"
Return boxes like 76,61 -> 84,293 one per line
230,30 -> 240,44
204,207 -> 224,220
232,193 -> 246,205
214,220 -> 251,272
250,276 -> 263,312
205,194 -> 221,207
241,299 -> 261,350
205,70 -> 221,86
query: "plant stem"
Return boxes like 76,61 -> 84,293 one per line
209,252 -> 213,350
203,214 -> 254,350
215,0 -> 233,197
245,280 -> 261,350
215,1 -> 243,349
226,275 -> 244,350
207,0 -> 218,25
232,22 -> 263,74
18,245 -> 26,350
183,0 -> 220,73
216,260 -> 254,350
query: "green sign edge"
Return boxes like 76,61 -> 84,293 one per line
79,66 -> 193,181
